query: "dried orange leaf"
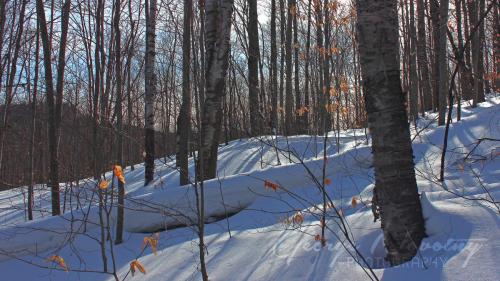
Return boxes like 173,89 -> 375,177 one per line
142,236 -> 158,255
47,255 -> 68,271
99,180 -> 109,190
130,260 -> 146,276
292,212 -> 304,225
113,165 -> 126,184
324,178 -> 331,185
264,180 -> 279,191
351,197 -> 358,208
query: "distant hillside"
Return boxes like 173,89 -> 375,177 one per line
0,103 -> 175,190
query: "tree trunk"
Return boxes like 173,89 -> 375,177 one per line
409,0 -> 419,122
248,0 -> 262,136
315,0 -> 326,135
303,0 -> 312,131
93,0 -> 104,180
462,0 -> 472,87
455,0 -> 472,119
114,0 -> 125,245
430,0 -> 440,111
323,0 -> 331,133
279,0 -> 286,134
494,0 -> 500,92
469,0 -> 480,106
36,0 -> 72,216
356,0 -> 426,265
126,0 -> 137,170
28,20 -> 41,221
416,0 -> 432,112
284,0 -> 295,135
197,0 -> 234,181
293,3 -> 301,132
144,0 -> 157,185
437,0 -> 450,126
270,0 -> 279,132
176,0 -> 193,185
476,0 -> 486,100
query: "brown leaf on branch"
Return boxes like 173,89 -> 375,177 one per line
130,260 -> 146,276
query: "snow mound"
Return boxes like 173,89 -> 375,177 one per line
0,95 -> 498,281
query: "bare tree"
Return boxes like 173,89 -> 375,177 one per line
248,0 -> 262,136
284,0 -> 295,135
36,0 -> 72,216
176,0 -> 193,185
469,0 -> 481,106
437,0 -> 450,125
416,0 -> 432,112
28,18 -> 41,221
270,0 -> 279,132
408,0 -> 419,122
0,0 -> 27,174
114,0 -> 125,245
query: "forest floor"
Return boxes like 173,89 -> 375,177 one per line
0,95 -> 499,281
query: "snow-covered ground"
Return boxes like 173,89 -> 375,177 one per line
0,96 -> 498,281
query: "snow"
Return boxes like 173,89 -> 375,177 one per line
0,95 -> 499,281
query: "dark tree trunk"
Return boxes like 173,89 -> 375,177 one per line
279,0 -> 286,134
114,0 -> 125,245
469,0 -> 480,106
437,0 -> 450,126
476,0 -> 486,100
284,0 -> 295,135
248,0 -> 262,136
315,0 -> 326,135
28,19 -> 41,221
430,0 -> 440,111
356,0 -> 426,265
176,0 -> 193,185
93,0 -> 104,180
36,0 -> 72,216
455,0 -> 472,120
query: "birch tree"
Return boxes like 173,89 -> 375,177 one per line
356,0 -> 426,265
144,0 -> 157,185
198,0 -> 235,181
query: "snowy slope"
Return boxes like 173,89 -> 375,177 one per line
0,96 -> 498,281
